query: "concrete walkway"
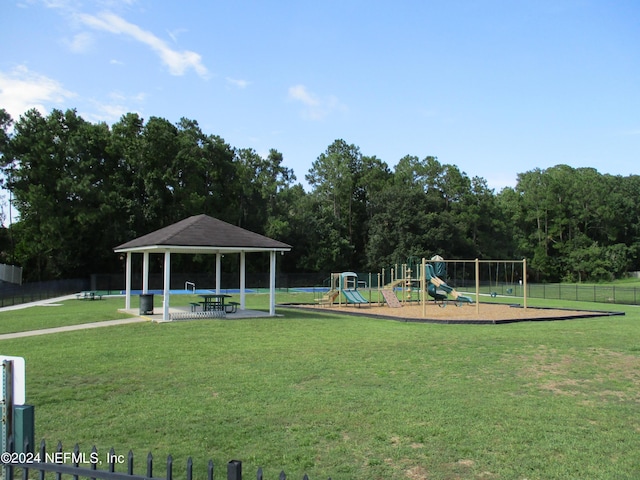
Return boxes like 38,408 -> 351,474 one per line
0,294 -> 275,340
0,294 -> 147,341
0,294 -> 79,311
0,317 -> 148,340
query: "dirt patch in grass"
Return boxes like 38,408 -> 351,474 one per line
298,302 -> 622,324
514,346 -> 640,402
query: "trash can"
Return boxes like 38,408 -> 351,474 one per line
139,294 -> 154,315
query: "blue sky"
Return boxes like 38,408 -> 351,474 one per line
1,0 -> 639,192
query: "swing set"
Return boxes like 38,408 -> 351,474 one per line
487,261 -> 522,297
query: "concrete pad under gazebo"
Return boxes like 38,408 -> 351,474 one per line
113,214 -> 292,321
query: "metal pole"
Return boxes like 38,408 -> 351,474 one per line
475,258 -> 480,315
240,251 -> 246,311
422,258 -> 426,317
2,360 -> 13,480
523,258 -> 527,309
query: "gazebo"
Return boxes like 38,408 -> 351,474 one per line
113,214 -> 292,321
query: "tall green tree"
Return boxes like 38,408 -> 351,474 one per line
367,156 -> 465,268
514,165 -> 636,281
0,109 -> 14,262
108,112 -> 145,239
353,155 -> 392,260
460,176 -> 515,259
304,140 -> 393,271
4,109 -> 123,278
5,104 -> 640,283
305,140 -> 362,269
0,109 -> 11,169
138,116 -> 180,228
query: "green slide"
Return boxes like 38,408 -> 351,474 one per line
425,264 -> 473,303
342,289 -> 369,304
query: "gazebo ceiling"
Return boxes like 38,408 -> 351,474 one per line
114,214 -> 292,255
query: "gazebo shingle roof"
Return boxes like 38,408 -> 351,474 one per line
114,214 -> 292,253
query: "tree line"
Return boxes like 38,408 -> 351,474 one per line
1,108 -> 638,283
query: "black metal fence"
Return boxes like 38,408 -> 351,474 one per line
2,274 -> 640,308
465,281 -> 640,305
0,279 -> 89,308
4,438 -> 330,480
90,273 -> 331,293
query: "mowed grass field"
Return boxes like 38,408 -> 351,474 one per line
0,293 -> 638,479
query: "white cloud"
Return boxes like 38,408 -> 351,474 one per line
0,65 -> 75,119
0,64 -> 147,125
66,31 -> 94,53
226,77 -> 250,89
76,11 -> 209,78
82,90 -> 146,124
39,0 -> 75,9
89,101 -> 130,123
288,84 -> 346,120
288,84 -> 319,107
167,28 -> 188,44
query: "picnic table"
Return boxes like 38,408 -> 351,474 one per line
199,294 -> 231,312
76,291 -> 102,300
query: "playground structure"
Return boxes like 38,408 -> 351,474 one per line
380,255 -> 473,309
383,256 -> 528,316
318,257 -> 528,318
318,272 -> 369,306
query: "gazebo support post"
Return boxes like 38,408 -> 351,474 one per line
215,253 -> 222,295
162,251 -> 171,321
269,250 -> 276,316
125,252 -> 132,310
142,252 -> 150,294
240,251 -> 246,311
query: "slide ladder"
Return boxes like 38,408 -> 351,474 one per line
316,289 -> 339,305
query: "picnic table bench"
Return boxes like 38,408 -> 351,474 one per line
225,301 -> 240,314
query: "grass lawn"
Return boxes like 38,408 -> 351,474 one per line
0,294 -> 638,479
0,298 -> 136,335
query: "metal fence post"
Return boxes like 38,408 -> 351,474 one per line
227,460 -> 241,480
2,359 -> 14,480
